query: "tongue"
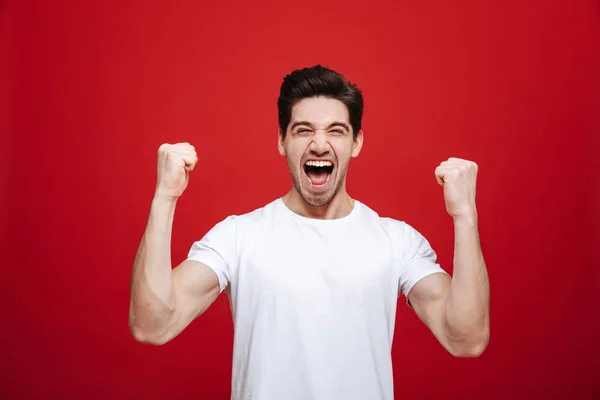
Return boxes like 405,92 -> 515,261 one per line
307,169 -> 329,186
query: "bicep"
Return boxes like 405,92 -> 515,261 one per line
172,260 -> 222,327
407,272 -> 452,349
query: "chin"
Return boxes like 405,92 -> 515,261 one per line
299,179 -> 340,208
301,192 -> 334,207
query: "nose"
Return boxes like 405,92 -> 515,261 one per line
309,130 -> 330,155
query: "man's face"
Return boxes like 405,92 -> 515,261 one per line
278,96 -> 363,207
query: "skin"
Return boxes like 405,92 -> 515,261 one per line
129,143 -> 221,345
412,158 -> 490,357
278,96 -> 363,220
129,96 -> 490,358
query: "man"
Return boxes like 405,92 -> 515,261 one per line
129,65 -> 490,400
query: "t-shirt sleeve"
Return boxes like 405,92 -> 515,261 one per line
186,216 -> 237,293
398,222 -> 448,302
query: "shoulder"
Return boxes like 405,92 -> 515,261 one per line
355,201 -> 429,246
196,199 -> 279,256
213,198 -> 280,234
228,198 -> 279,222
355,200 -> 408,233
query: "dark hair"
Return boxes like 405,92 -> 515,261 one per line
277,65 -> 363,140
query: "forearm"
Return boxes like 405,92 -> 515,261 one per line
444,212 -> 490,348
129,195 -> 178,339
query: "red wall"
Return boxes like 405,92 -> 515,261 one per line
3,0 -> 599,398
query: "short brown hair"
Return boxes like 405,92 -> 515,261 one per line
277,65 -> 363,140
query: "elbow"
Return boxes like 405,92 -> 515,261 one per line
128,307 -> 171,346
450,340 -> 488,358
129,322 -> 170,346
129,323 -> 148,344
448,328 -> 490,358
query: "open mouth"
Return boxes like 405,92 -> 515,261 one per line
303,160 -> 334,187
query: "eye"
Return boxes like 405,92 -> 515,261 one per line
330,129 -> 344,135
296,129 -> 312,135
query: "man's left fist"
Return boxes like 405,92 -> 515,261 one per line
435,157 -> 478,219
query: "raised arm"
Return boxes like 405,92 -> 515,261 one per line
128,143 -> 221,346
407,158 -> 490,357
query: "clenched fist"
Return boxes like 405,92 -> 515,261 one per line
435,157 -> 478,219
155,142 -> 198,200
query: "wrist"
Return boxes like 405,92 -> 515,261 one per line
152,191 -> 179,207
452,208 -> 478,225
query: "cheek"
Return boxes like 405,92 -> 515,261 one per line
285,148 -> 303,167
332,142 -> 354,162
286,142 -> 309,163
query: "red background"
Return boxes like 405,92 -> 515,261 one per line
2,0 -> 599,399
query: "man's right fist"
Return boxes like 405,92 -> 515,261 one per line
155,142 -> 198,200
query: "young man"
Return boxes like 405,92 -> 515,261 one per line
129,65 -> 490,400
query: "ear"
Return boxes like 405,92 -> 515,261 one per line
351,129 -> 364,158
278,129 -> 286,156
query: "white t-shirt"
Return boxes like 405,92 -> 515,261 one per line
186,198 -> 447,400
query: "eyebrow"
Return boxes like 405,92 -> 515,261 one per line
290,121 -> 350,131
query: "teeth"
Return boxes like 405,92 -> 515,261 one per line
305,160 -> 333,167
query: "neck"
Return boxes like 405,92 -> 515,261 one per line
282,187 -> 355,220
